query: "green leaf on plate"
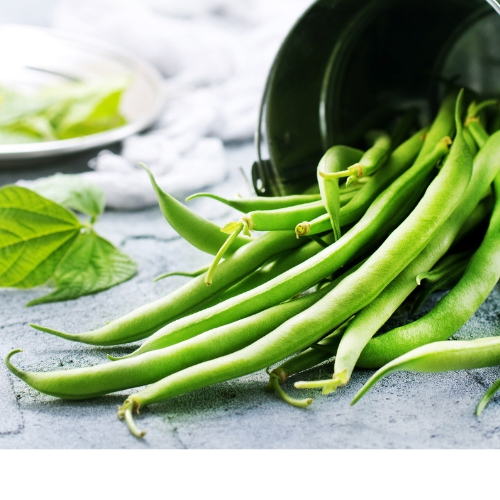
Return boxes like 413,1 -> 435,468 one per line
30,174 -> 105,219
0,77 -> 129,144
27,229 -> 137,306
54,77 -> 129,140
0,186 -> 82,288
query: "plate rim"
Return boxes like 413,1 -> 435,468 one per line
0,23 -> 165,161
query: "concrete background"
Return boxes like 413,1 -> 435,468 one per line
2,142 -> 500,449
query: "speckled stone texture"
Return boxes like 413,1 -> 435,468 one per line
1,143 -> 500,449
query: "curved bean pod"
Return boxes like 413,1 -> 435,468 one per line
140,163 -> 251,256
351,336 -> 500,405
317,146 -> 363,240
185,193 -> 322,212
154,265 -> 210,282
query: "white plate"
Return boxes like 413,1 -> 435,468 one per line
0,24 -> 164,162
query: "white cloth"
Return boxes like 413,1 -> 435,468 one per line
30,0 -> 313,209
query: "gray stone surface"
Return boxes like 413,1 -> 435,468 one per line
2,143 -> 500,449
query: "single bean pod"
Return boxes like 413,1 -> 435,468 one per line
356,133 -> 500,369
117,92 -> 470,436
351,336 -> 500,406
31,230 -> 303,345
317,146 -> 364,240
7,284 -> 336,400
124,133 -> 441,359
295,127 -> 427,237
185,193 -> 322,212
154,265 -> 210,282
204,199 -> 328,285
139,163 -> 251,256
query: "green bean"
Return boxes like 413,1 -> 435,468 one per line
6,285 -> 336,400
465,101 -> 497,150
317,146 -> 363,240
415,250 -> 473,287
454,194 -> 493,243
185,193 -> 322,212
116,93 -> 470,435
476,376 -> 500,416
409,251 -> 471,313
489,103 -> 500,134
415,88 -> 459,161
139,163 -> 251,256
351,336 -> 500,406
295,128 -> 427,237
389,107 -> 418,150
154,265 -> 210,282
463,127 -> 478,156
228,200 -> 328,233
265,319 -> 352,407
204,200 -> 328,284
146,239 -> 326,330
356,132 -> 500,370
466,118 -> 489,150
270,323 -> 346,384
124,133 -> 442,359
323,131 -> 391,185
31,230 -> 303,346
106,239 -> 332,361
294,90 -> 473,393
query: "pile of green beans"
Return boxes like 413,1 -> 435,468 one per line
7,88 -> 500,440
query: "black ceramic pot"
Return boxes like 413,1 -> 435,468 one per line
253,0 -> 500,196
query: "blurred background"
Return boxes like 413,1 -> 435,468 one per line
0,0 -> 314,208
